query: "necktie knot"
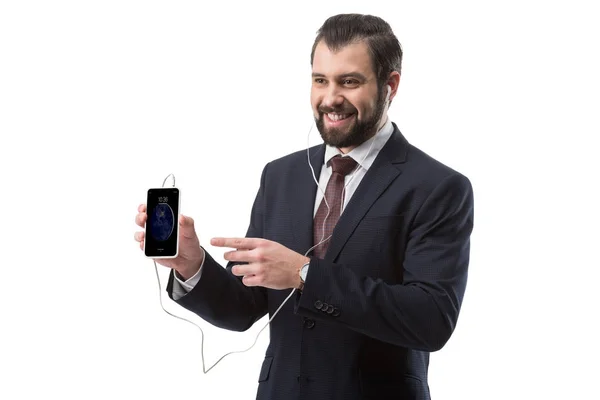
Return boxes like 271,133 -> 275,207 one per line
328,155 -> 357,177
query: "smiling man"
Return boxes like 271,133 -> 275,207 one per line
311,37 -> 393,152
134,13 -> 474,400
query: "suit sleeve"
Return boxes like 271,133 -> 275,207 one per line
165,164 -> 270,332
294,172 -> 474,351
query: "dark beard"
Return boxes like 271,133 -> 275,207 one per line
315,88 -> 386,149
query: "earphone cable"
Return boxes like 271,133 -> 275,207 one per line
152,174 -> 318,374
151,119 -> 376,373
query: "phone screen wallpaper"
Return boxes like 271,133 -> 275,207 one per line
150,202 -> 175,242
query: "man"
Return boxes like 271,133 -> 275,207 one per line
134,13 -> 474,400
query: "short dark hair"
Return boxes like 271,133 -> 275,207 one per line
310,14 -> 403,90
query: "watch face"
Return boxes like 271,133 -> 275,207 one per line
300,264 -> 309,280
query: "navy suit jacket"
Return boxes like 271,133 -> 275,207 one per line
167,123 -> 474,400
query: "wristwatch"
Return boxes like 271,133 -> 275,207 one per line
298,262 -> 310,291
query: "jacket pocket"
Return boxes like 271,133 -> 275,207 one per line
359,371 -> 426,399
258,356 -> 273,382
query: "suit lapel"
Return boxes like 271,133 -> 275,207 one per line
289,144 -> 325,254
325,126 -> 408,262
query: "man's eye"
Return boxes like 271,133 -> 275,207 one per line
343,79 -> 358,85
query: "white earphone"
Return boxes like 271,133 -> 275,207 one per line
386,84 -> 391,103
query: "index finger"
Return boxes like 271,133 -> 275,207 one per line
211,237 -> 262,249
138,203 -> 146,212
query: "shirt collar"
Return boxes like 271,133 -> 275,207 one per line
323,117 -> 394,172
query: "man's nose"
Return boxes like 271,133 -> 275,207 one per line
321,87 -> 344,108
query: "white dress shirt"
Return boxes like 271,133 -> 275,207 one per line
171,118 -> 394,300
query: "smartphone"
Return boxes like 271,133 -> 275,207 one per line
144,187 -> 180,258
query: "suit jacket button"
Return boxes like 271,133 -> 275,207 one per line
326,305 -> 334,314
303,318 -> 315,329
332,308 -> 340,317
314,300 -> 323,310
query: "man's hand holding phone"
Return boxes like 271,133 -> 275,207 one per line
134,203 -> 205,280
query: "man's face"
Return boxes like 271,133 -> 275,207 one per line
311,40 -> 386,151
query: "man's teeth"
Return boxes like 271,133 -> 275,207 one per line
328,113 -> 350,121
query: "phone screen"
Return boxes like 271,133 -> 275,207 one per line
144,187 -> 180,258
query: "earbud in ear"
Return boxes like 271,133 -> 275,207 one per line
386,85 -> 391,102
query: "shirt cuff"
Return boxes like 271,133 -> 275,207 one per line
171,252 -> 205,300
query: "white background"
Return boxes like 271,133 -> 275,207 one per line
1,0 -> 599,399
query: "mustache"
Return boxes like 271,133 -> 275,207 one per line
318,105 -> 357,114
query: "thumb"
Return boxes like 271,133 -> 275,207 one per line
180,214 -> 194,227
179,215 -> 197,238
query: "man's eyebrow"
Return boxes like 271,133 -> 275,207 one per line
339,72 -> 367,81
311,72 -> 368,81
